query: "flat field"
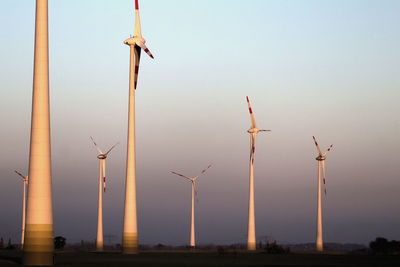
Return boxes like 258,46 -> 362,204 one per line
1,251 -> 399,267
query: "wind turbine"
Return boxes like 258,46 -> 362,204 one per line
14,171 -> 28,248
312,136 -> 333,252
245,96 -> 270,251
23,0 -> 54,265
90,136 -> 118,252
122,0 -> 154,255
171,165 -> 212,248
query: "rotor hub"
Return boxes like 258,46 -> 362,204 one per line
97,154 -> 107,160
247,128 -> 259,134
124,36 -> 145,46
316,156 -> 326,161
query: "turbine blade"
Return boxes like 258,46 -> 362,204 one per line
312,136 -> 323,156
198,164 -> 212,177
249,134 -> 253,161
14,170 -> 25,179
134,0 -> 142,37
171,171 -> 192,181
194,182 -> 199,203
321,160 -> 327,196
259,130 -> 271,132
324,144 -> 333,156
105,142 -> 119,155
246,96 -> 257,128
90,136 -> 103,154
133,45 -> 142,89
138,43 -> 154,59
102,160 -> 106,193
250,134 -> 256,165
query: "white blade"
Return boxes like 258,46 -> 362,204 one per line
105,142 -> 119,155
134,0 -> 142,37
323,144 -> 333,157
321,160 -> 327,196
250,134 -> 256,165
197,164 -> 212,178
312,136 -> 323,156
171,171 -> 192,181
90,136 -> 103,154
138,43 -> 154,59
246,96 -> 257,128
193,181 -> 199,203
102,160 -> 106,193
14,170 -> 25,179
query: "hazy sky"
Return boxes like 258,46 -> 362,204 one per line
0,0 -> 399,246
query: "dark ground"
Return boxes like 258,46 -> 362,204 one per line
1,250 -> 400,267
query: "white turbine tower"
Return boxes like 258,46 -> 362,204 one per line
122,0 -> 154,255
171,165 -> 212,248
312,136 -> 333,252
245,96 -> 270,251
23,0 -> 54,265
90,137 -> 118,252
15,170 -> 29,248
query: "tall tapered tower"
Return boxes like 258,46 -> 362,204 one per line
122,0 -> 154,254
23,0 -> 54,265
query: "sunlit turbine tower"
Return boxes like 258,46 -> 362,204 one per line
122,0 -> 154,254
23,0 -> 54,265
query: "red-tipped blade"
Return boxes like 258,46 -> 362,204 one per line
312,136 -> 323,156
135,0 -> 139,10
246,96 -> 257,128
171,171 -> 192,181
325,144 -> 333,154
15,170 -> 25,179
137,43 -> 154,59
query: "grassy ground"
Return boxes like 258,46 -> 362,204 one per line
0,250 -> 399,267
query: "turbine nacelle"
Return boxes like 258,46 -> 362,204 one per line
247,128 -> 270,134
316,155 -> 326,161
97,154 -> 107,160
124,36 -> 146,46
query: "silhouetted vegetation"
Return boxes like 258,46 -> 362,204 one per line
264,241 -> 291,254
54,236 -> 66,250
5,238 -> 15,250
369,237 -> 400,255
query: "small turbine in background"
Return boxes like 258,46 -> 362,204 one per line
312,136 -> 333,252
90,136 -> 118,252
14,170 -> 28,248
245,96 -> 270,251
171,165 -> 212,248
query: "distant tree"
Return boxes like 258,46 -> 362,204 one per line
155,243 -> 165,250
6,238 -> 15,250
0,237 -> 3,249
54,236 -> 66,250
369,237 -> 400,255
264,242 -> 290,254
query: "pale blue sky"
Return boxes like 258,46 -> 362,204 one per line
0,0 -> 399,245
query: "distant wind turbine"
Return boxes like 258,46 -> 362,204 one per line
90,136 -> 118,252
14,170 -> 28,248
171,165 -> 212,248
312,136 -> 333,252
122,0 -> 154,255
245,96 -> 270,251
